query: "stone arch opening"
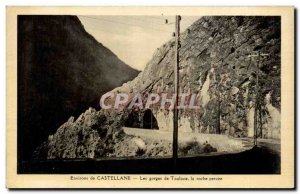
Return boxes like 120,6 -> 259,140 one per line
143,109 -> 159,129
124,110 -> 142,128
124,109 -> 159,130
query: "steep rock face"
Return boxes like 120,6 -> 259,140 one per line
18,16 -> 140,161
108,16 -> 281,139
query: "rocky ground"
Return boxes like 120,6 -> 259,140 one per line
123,127 -> 247,155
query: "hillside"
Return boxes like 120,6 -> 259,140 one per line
18,15 -> 140,161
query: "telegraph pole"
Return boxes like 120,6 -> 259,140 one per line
254,53 -> 259,146
248,51 -> 269,147
173,15 -> 180,169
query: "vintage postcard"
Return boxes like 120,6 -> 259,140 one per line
6,6 -> 294,189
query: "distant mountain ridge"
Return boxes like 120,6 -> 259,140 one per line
18,15 -> 140,162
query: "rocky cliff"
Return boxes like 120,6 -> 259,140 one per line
18,16 -> 140,161
38,16 -> 281,160
109,16 -> 281,138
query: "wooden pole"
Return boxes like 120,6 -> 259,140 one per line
254,100 -> 258,146
248,51 -> 268,147
217,98 -> 221,134
259,103 -> 263,138
254,52 -> 260,146
173,15 -> 180,169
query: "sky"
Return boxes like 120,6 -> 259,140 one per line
78,15 -> 200,71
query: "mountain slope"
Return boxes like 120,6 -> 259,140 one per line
18,15 -> 139,162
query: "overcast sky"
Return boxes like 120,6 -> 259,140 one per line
78,15 -> 200,71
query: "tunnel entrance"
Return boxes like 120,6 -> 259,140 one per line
124,109 -> 159,130
124,110 -> 142,128
143,109 -> 159,129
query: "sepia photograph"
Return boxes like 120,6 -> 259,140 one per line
6,6 -> 294,188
